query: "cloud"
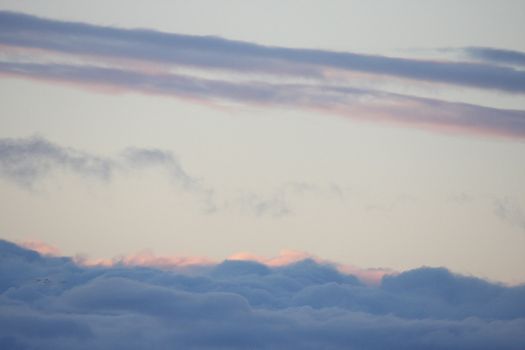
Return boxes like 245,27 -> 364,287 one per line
1,239 -> 524,349
0,63 -> 525,138
463,47 -> 525,68
0,136 -> 112,187
1,61 -> 524,139
231,192 -> 291,218
229,250 -> 313,267
228,250 -> 392,286
227,182 -> 344,218
1,12 -> 525,140
0,136 -> 197,190
19,240 -> 61,256
0,135 -> 226,214
0,137 -> 352,218
1,11 -> 525,93
122,148 -> 197,190
75,250 -> 214,269
493,197 -> 525,231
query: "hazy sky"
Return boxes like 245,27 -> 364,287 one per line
1,0 -> 524,285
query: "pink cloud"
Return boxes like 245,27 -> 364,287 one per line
337,264 -> 397,286
1,54 -> 523,140
228,249 -> 313,266
228,250 -> 395,285
17,239 -> 394,285
19,240 -> 61,256
73,249 -> 394,284
74,250 -> 214,269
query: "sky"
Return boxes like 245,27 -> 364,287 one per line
0,1 -> 525,347
2,0 -> 525,282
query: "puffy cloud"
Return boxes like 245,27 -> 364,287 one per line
1,239 -> 524,349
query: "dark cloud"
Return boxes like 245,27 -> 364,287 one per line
1,239 -> 524,349
1,11 -> 525,93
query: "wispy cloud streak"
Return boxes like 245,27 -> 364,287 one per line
1,11 -> 525,139
493,197 -> 525,232
2,62 -> 524,138
0,136 -> 112,187
0,136 -> 196,189
1,11 -> 524,93
463,47 -> 525,68
0,137 -> 344,217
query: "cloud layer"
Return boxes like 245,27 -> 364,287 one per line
1,239 -> 524,349
1,11 -> 525,139
1,11 -> 524,92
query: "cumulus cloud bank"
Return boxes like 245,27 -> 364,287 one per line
1,239 -> 524,349
1,11 -> 525,139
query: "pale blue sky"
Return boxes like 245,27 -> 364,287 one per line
0,0 -> 524,284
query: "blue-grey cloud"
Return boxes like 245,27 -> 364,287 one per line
1,239 -> 524,349
0,136 -> 196,189
463,47 -> 525,68
0,136 -> 112,187
1,11 -> 524,93
0,136 -> 222,213
493,197 -> 525,232
0,137 -> 340,218
122,148 -> 196,190
229,183 -> 344,218
233,192 -> 291,218
1,62 -> 524,138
